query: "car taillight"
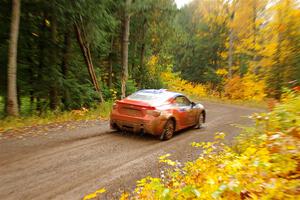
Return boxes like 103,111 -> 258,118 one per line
146,110 -> 161,117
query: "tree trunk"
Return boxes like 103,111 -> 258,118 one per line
61,28 -> 71,109
138,18 -> 147,89
139,43 -> 146,88
273,23 -> 283,100
75,23 -> 104,102
36,14 -> 47,114
27,46 -> 35,111
228,29 -> 233,78
121,0 -> 132,99
29,90 -> 34,110
252,0 -> 258,75
108,55 -> 113,89
36,97 -> 41,113
228,11 -> 234,79
49,88 -> 58,110
7,0 -> 21,116
108,36 -> 114,89
131,41 -> 137,77
49,15 -> 59,110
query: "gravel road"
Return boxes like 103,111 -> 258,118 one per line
0,102 -> 263,200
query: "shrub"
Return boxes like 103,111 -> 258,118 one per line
161,70 -> 207,98
224,74 -> 266,101
0,101 -> 113,132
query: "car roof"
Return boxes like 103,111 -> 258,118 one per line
136,89 -> 182,97
125,89 -> 184,106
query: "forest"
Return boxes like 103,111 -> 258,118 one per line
1,0 -> 300,118
1,1 -> 300,199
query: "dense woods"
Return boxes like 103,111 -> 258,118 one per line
1,0 -> 300,117
0,1 -> 299,199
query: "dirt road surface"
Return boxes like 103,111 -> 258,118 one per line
0,102 -> 263,200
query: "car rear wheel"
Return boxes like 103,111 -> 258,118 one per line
195,112 -> 204,129
161,119 -> 175,140
110,122 -> 121,131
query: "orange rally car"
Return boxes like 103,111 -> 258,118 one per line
110,89 -> 206,140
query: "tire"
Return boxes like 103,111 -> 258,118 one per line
195,112 -> 204,129
110,122 -> 121,131
161,119 -> 175,140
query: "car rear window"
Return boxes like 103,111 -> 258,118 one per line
127,91 -> 174,106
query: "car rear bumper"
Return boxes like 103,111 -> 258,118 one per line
110,113 -> 167,136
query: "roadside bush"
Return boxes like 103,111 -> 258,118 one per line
224,74 -> 266,101
120,91 -> 299,199
161,69 -> 266,105
0,101 -> 113,133
161,70 -> 207,98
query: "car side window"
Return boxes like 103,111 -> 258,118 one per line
173,96 -> 191,107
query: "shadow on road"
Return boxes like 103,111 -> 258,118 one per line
109,125 -> 207,142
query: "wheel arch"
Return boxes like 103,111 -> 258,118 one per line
168,116 -> 177,130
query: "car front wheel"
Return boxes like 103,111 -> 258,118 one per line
195,112 -> 204,129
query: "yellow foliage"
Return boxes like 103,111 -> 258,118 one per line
83,188 -> 106,200
216,68 -> 228,77
224,74 -> 266,101
159,154 -> 180,166
161,68 -> 266,102
147,55 -> 159,77
161,70 -> 207,98
120,192 -> 130,200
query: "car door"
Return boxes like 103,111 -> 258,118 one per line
184,97 -> 199,125
181,96 -> 197,126
172,96 -> 193,128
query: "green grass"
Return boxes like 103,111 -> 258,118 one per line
0,101 -> 113,132
0,96 -> 38,117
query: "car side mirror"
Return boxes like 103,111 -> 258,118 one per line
191,102 -> 196,108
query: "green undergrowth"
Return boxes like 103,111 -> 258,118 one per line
0,101 -> 113,133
